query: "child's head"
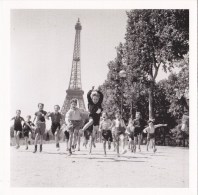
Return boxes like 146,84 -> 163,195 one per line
128,118 -> 134,125
148,119 -> 155,127
91,91 -> 100,104
70,99 -> 78,109
26,115 -> 31,121
115,111 -> 121,119
16,110 -> 21,116
135,112 -> 141,119
102,112 -> 108,120
38,103 -> 44,111
54,105 -> 60,112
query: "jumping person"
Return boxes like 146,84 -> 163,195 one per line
22,115 -> 35,150
99,112 -> 113,156
111,112 -> 127,157
82,86 -> 103,153
143,119 -> 167,153
65,99 -> 84,156
33,103 -> 47,153
47,105 -> 64,151
11,110 -> 24,149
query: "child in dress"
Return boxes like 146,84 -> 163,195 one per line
82,86 -> 103,152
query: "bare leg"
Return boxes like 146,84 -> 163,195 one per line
25,137 -> 28,149
138,134 -> 142,151
82,118 -> 93,131
146,139 -> 150,151
103,141 -> 107,156
28,132 -> 32,144
134,136 -> 138,153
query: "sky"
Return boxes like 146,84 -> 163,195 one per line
10,9 -> 170,122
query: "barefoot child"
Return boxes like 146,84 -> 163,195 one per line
126,118 -> 135,153
23,115 -> 35,150
99,112 -> 113,156
47,105 -> 64,151
65,99 -> 84,156
82,86 -> 103,153
11,110 -> 24,149
111,112 -> 127,157
33,103 -> 47,153
143,119 -> 167,153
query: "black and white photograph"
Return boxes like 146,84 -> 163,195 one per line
0,0 -> 197,194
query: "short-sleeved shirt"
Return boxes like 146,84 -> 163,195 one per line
48,112 -> 63,124
11,116 -> 24,130
35,110 -> 47,122
100,119 -> 112,130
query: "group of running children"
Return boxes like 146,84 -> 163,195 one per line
11,86 -> 167,157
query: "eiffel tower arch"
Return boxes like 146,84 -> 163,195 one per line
61,19 -> 86,117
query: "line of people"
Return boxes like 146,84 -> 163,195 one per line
11,86 -> 167,157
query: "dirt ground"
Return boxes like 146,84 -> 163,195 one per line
10,142 -> 189,187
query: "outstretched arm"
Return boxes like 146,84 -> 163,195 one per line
87,89 -> 93,104
154,124 -> 167,128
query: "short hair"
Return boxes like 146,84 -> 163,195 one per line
16,109 -> 21,113
70,98 -> 78,105
38,103 -> 44,107
54,105 -> 60,109
27,115 -> 31,118
91,91 -> 99,99
115,111 -> 121,116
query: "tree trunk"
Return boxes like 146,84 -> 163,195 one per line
148,81 -> 154,119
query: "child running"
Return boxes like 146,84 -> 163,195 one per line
22,115 -> 35,150
82,86 -> 103,150
33,103 -> 47,153
143,119 -> 167,153
126,118 -> 135,153
99,112 -> 113,156
47,105 -> 64,151
11,110 -> 24,149
133,112 -> 145,152
111,111 -> 127,157
65,99 -> 84,156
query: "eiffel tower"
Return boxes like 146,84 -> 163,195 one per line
61,19 -> 86,116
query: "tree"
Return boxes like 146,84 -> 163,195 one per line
125,9 -> 189,119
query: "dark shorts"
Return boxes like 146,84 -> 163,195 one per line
84,125 -> 93,140
89,113 -> 100,126
134,127 -> 142,137
147,133 -> 155,140
51,123 -> 61,135
24,130 -> 31,137
64,131 -> 69,140
35,122 -> 46,135
14,125 -> 22,131
102,130 -> 113,142
128,132 -> 134,140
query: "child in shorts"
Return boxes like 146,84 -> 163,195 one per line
65,99 -> 84,156
111,112 -> 127,157
23,115 -> 35,150
143,119 -> 167,153
126,118 -> 135,153
82,86 -> 103,149
11,110 -> 24,149
47,105 -> 64,151
133,112 -> 145,152
99,112 -> 113,156
33,103 -> 47,153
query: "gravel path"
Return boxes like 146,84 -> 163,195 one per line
10,143 -> 189,187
